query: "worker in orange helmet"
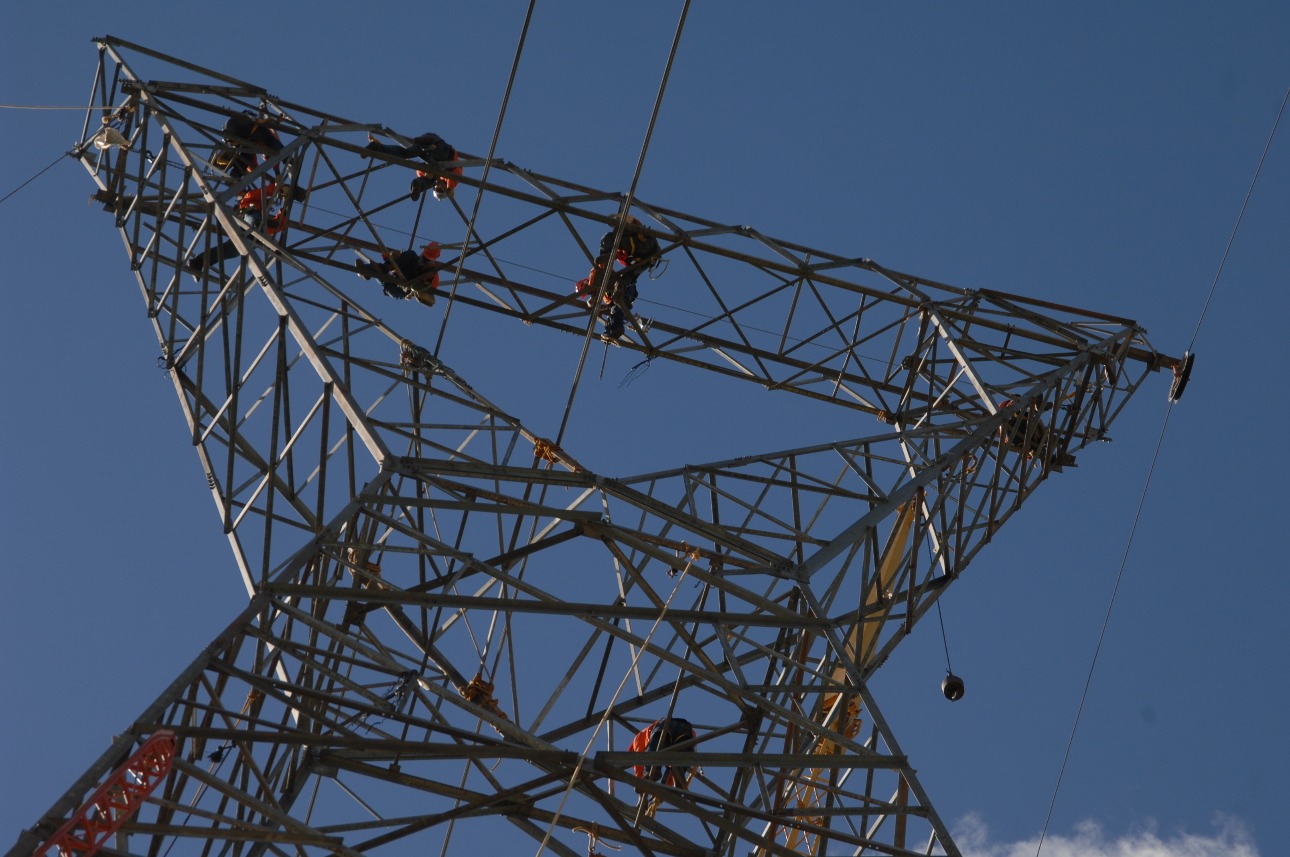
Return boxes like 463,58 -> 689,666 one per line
574,217 -> 661,340
355,241 -> 444,307
185,182 -> 288,274
628,717 -> 696,791
364,131 -> 462,201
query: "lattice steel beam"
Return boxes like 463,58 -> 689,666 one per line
7,36 -> 1184,857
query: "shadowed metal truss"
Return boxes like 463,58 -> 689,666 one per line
8,36 -> 1183,857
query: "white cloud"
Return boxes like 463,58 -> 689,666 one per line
953,813 -> 1259,857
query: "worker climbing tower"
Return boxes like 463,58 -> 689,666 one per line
9,38 -> 1189,857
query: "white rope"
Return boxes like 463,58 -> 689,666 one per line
533,561 -> 694,857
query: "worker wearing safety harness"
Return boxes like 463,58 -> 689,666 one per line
355,241 -> 445,307
185,181 -> 290,275
628,717 -> 696,791
364,131 -> 462,201
213,111 -> 284,176
574,217 -> 661,340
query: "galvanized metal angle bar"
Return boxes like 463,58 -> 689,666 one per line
245,597 -> 404,678
335,768 -> 584,847
171,369 -> 319,532
420,156 -> 1156,361
104,47 -> 393,473
167,757 -> 366,857
789,588 -> 962,857
169,701 -> 506,758
169,271 -> 255,373
140,789 -> 307,839
793,347 -> 1110,591
204,653 -> 403,733
346,503 -> 806,628
382,588 -> 845,757
99,36 -> 269,92
264,585 -> 838,630
918,301 -> 995,410
215,136 -> 312,205
401,459 -> 788,568
336,252 -> 910,415
197,316 -> 285,442
116,67 -> 373,144
596,751 -> 906,769
177,712 -> 288,834
614,768 -> 906,857
361,493 -> 603,522
10,595 -> 269,856
113,822 -> 339,848
676,471 -> 819,544
57,41 -> 1179,857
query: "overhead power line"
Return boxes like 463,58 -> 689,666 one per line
1034,83 -> 1289,857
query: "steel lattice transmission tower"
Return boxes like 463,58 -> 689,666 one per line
10,37 -> 1188,857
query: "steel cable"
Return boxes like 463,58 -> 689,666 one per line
555,0 -> 693,448
1035,85 -> 1288,857
431,0 -> 539,361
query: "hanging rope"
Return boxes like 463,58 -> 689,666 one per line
935,600 -> 953,676
554,0 -> 693,449
575,824 -> 622,856
618,357 -> 653,388
534,560 -> 695,857
1033,86 -> 1288,857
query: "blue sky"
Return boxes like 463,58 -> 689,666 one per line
1,3 -> 1286,856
